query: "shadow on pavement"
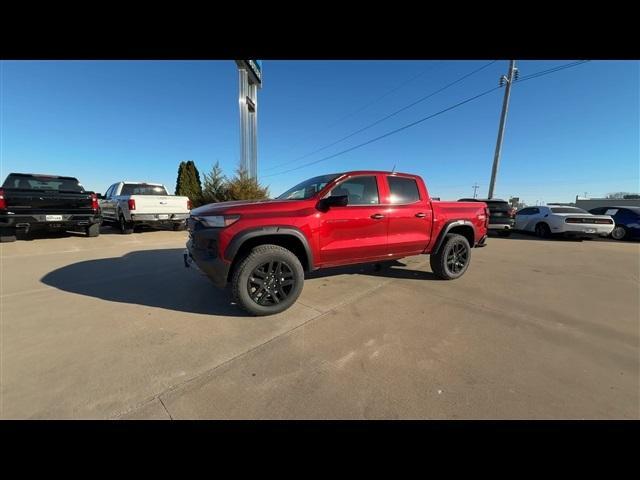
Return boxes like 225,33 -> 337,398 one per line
306,259 -> 439,281
40,250 -> 441,316
41,248 -> 245,316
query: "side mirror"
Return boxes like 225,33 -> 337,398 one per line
317,194 -> 348,211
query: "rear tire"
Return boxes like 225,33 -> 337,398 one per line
0,227 -> 17,243
119,214 -> 134,234
231,244 -> 304,316
86,223 -> 100,237
430,234 -> 471,280
611,225 -> 628,241
535,223 -> 551,238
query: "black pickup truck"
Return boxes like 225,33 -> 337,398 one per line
0,173 -> 102,242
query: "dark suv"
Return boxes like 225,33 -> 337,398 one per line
458,198 -> 515,237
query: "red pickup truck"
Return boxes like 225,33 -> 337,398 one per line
185,171 -> 488,315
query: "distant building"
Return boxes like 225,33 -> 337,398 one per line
575,196 -> 640,210
548,202 -> 575,207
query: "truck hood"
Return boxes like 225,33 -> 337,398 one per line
191,198 -> 310,216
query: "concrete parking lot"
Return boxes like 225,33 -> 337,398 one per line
1,227 -> 638,419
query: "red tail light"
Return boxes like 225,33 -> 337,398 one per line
128,199 -> 136,211
0,189 -> 6,210
90,193 -> 99,212
187,199 -> 192,210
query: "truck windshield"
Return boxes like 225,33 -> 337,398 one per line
121,184 -> 168,196
277,174 -> 343,200
3,174 -> 85,193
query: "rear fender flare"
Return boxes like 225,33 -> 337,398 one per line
430,220 -> 476,253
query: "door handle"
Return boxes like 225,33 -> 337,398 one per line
415,212 -> 427,218
370,213 -> 385,220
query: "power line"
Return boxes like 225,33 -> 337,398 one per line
517,60 -> 590,83
322,61 -> 445,130
263,60 -> 593,179
269,61 -> 445,163
263,85 -> 501,178
263,60 -> 497,172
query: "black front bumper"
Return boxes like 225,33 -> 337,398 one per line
0,214 -> 102,232
184,227 -> 230,288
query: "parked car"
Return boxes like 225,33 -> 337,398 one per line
515,205 -> 615,239
185,170 -> 489,316
99,182 -> 191,234
458,198 -> 515,236
588,206 -> 640,240
0,173 -> 102,242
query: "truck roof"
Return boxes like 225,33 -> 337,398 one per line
7,172 -> 79,181
120,181 -> 165,186
337,170 -> 419,177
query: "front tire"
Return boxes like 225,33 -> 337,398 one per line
430,233 -> 471,280
611,225 -> 628,241
231,244 -> 304,316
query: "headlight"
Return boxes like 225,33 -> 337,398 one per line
198,215 -> 240,228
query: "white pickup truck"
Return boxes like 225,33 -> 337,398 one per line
99,181 -> 191,234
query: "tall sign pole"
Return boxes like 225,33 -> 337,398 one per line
235,61 -> 262,180
488,60 -> 517,199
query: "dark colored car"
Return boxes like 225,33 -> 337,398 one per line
0,173 -> 102,242
588,206 -> 640,240
185,171 -> 489,316
458,198 -> 516,237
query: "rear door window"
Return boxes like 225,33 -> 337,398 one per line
387,176 -> 421,204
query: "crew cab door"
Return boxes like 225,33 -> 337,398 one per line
101,183 -> 119,220
317,174 -> 389,266
384,175 -> 433,256
515,207 -> 540,231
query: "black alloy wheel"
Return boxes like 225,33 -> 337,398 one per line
248,260 -> 295,306
445,241 -> 469,275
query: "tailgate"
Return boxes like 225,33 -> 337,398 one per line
129,195 -> 189,214
3,190 -> 94,213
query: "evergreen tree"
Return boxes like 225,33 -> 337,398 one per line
201,161 -> 228,204
175,160 -> 203,206
225,167 -> 270,201
175,161 -> 186,195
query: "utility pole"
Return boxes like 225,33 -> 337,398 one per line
472,183 -> 480,199
488,60 -> 518,199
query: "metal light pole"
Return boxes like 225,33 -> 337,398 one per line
235,61 -> 262,180
488,60 -> 517,199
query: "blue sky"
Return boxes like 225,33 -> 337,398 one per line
1,60 -> 638,204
